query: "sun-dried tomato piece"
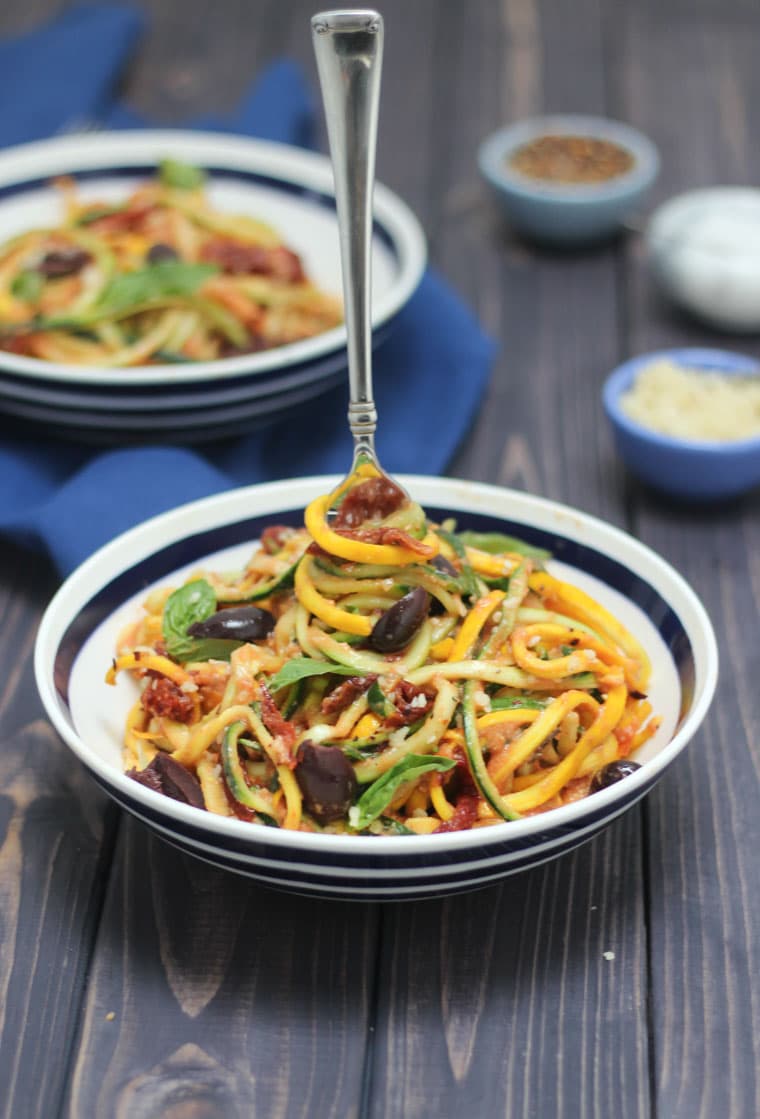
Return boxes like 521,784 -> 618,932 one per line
260,524 -> 296,554
336,525 -> 431,554
141,675 -> 195,724
333,476 -> 407,530
434,794 -> 480,833
200,240 -> 305,282
386,681 -> 434,726
86,201 -> 155,234
321,675 -> 377,716
259,684 -> 297,766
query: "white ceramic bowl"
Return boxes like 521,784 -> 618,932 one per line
0,130 -> 426,390
647,187 -> 760,332
34,476 -> 718,901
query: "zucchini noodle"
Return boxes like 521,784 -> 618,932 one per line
107,469 -> 661,835
0,158 -> 342,366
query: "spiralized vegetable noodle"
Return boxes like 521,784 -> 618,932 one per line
0,159 -> 342,367
107,467 -> 661,835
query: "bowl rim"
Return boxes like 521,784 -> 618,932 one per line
603,346 -> 760,454
34,474 -> 719,857
478,113 -> 660,202
0,129 -> 426,387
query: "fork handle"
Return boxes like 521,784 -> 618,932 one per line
312,9 -> 383,461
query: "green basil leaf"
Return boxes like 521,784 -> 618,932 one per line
162,578 -> 239,662
159,159 -> 206,190
349,754 -> 456,831
340,743 -> 377,761
457,530 -> 551,562
11,270 -> 43,303
95,260 -> 218,318
267,657 -> 359,692
481,576 -> 512,592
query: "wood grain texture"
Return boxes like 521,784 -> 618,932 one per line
370,816 -> 650,1119
448,0 -> 627,526
0,544 -> 118,1119
0,0 -> 759,1116
612,0 -> 760,1115
66,821 -> 378,1119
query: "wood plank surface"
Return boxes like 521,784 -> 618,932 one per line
613,1 -> 760,1116
369,815 -> 650,1119
66,821 -> 378,1118
0,544 -> 119,1119
0,0 -> 758,1117
447,0 -> 627,524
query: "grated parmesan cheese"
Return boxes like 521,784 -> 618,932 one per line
620,358 -> 760,442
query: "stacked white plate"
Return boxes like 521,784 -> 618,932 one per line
0,131 -> 426,443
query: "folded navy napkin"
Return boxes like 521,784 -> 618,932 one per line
0,5 -> 495,576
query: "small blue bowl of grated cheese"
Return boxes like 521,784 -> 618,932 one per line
603,348 -> 760,500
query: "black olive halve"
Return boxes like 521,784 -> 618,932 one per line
369,586 -> 431,653
428,554 -> 459,614
590,759 -> 642,793
38,247 -> 91,278
147,242 -> 179,264
431,554 -> 459,578
296,741 -> 358,823
128,751 -> 205,810
187,605 -> 275,643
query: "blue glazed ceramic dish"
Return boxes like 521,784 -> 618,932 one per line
478,114 -> 659,245
34,476 -> 717,901
603,348 -> 760,501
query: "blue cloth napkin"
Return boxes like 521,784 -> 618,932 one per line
0,5 -> 495,576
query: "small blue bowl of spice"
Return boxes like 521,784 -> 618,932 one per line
603,348 -> 760,501
478,114 -> 659,245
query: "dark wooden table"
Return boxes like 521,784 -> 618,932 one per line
1,1 -> 759,1116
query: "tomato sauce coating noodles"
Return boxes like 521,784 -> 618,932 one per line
107,466 -> 661,835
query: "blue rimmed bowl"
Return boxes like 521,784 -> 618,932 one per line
478,114 -> 659,245
34,476 -> 717,901
603,348 -> 760,500
0,130 -> 426,442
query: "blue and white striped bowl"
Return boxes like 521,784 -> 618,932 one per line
0,130 -> 425,392
34,477 -> 718,901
